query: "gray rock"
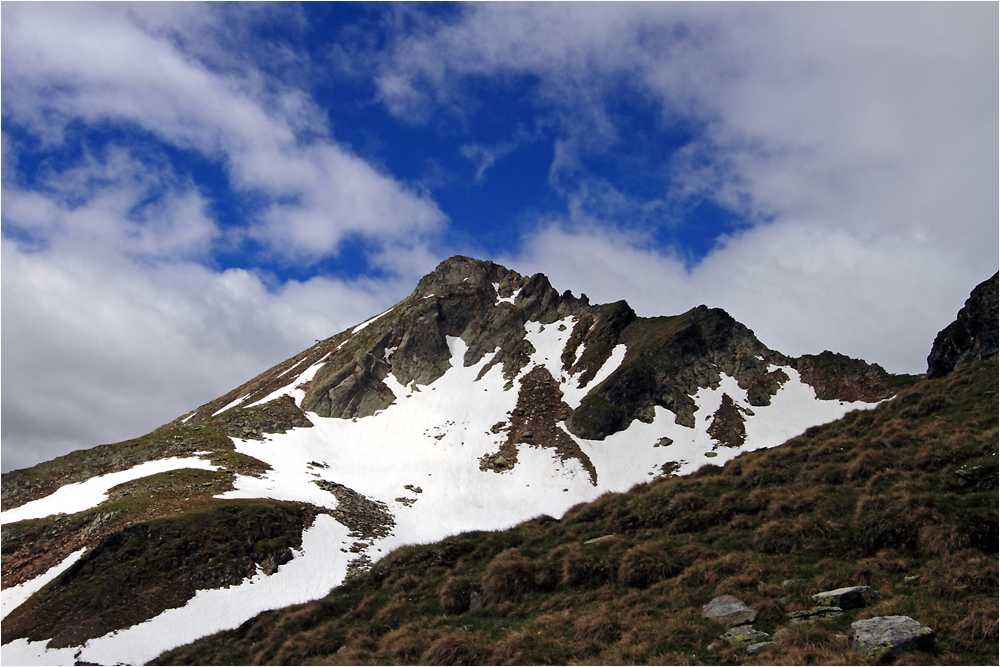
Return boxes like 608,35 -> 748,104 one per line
719,625 -> 770,647
813,585 -> 879,610
782,578 -> 807,588
788,606 -> 845,623
852,616 -> 934,662
746,641 -> 775,655
702,595 -> 757,626
468,591 -> 481,612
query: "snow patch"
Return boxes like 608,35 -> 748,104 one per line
1,549 -> 87,621
493,282 -> 521,305
352,306 -> 394,334
562,344 -> 627,409
245,356 -> 328,409
212,394 -> 251,417
0,457 -> 220,526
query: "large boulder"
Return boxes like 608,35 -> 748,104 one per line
851,616 -> 934,661
927,272 -> 999,378
812,585 -> 879,610
702,595 -> 757,626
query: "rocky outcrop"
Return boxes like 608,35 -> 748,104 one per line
927,272 -> 999,378
789,351 -> 901,403
851,616 -> 934,661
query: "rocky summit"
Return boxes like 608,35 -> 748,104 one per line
2,256 -> 980,666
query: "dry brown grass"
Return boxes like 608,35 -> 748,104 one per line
952,602 -> 1000,644
481,549 -> 535,605
421,631 -> 483,666
618,542 -> 680,588
852,558 -> 881,586
380,622 -> 433,662
848,449 -> 894,480
438,574 -> 470,615
572,606 -> 621,643
919,524 -> 970,556
768,625 -> 859,666
559,542 -> 590,587
370,598 -> 407,635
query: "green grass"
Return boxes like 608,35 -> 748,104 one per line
153,359 -> 998,666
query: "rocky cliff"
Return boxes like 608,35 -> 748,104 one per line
927,272 -> 999,378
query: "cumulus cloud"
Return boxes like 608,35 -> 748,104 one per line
1,2 -> 445,263
380,2 -> 998,368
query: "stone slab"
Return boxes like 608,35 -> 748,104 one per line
852,615 -> 934,662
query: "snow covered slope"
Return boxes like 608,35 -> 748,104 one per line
1,256 -> 907,665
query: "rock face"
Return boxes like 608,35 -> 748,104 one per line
702,595 -> 757,626
927,272 -> 999,378
851,616 -> 934,661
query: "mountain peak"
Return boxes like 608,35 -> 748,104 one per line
0,257 -> 918,666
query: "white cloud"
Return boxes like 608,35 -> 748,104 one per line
380,2 -> 997,369
0,228 -> 412,472
1,2 -> 446,263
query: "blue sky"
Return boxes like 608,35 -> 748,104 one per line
2,2 -> 997,472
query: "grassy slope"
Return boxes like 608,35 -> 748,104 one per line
153,359 -> 998,666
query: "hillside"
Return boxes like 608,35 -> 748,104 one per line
154,357 -> 998,665
1,261 -> 992,666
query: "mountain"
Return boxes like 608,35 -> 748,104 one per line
153,354 -> 999,667
0,256 -> 940,665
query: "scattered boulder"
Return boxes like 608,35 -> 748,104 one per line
746,641 -> 775,655
781,578 -> 807,588
469,591 -> 482,612
813,585 -> 879,610
851,616 -> 934,662
702,595 -> 757,626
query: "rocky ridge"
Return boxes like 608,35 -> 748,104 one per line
164,256 -> 906,465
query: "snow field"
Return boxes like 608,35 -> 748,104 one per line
0,457 -> 220,526
1,315 -> 880,666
